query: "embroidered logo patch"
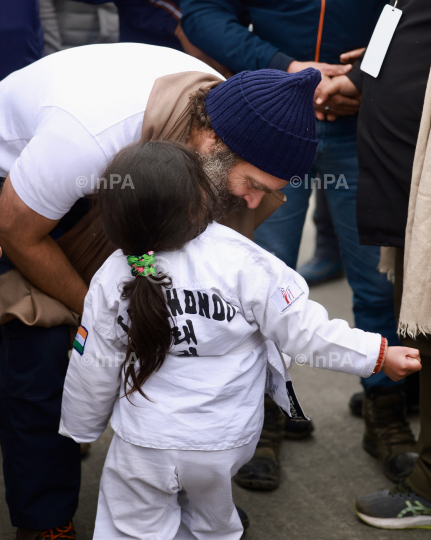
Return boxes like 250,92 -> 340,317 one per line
270,276 -> 304,314
73,326 -> 88,355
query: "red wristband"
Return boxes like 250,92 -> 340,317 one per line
372,337 -> 388,374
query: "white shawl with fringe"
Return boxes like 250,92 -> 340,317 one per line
379,68 -> 431,338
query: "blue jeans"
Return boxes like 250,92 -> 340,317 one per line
254,118 -> 402,391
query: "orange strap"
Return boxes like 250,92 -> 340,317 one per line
372,337 -> 388,375
39,522 -> 75,539
314,0 -> 326,62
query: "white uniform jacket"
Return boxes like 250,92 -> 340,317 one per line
60,223 -> 381,451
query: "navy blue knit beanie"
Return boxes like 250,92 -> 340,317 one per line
205,68 -> 321,181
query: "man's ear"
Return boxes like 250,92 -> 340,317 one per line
204,130 -> 219,153
187,127 -> 218,155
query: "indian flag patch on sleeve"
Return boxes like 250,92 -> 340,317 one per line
73,326 -> 88,355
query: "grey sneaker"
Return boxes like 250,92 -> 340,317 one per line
355,482 -> 431,529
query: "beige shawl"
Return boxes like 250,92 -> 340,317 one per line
0,71 -> 285,330
379,68 -> 431,338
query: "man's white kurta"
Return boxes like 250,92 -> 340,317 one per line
0,43 -> 220,219
60,223 -> 381,450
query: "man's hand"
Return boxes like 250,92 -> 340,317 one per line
288,61 -> 356,121
340,47 -> 366,64
175,23 -> 234,79
312,48 -> 364,120
287,60 -> 352,77
315,74 -> 361,103
0,176 -> 88,315
314,74 -> 361,121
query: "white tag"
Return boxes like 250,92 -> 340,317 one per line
270,276 -> 304,314
361,4 -> 402,78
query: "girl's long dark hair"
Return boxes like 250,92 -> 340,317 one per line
97,141 -> 216,400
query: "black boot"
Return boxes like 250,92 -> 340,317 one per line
349,372 -> 420,417
362,387 -> 418,483
235,506 -> 250,530
349,391 -> 364,417
234,396 -> 284,491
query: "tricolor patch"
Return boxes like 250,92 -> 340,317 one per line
73,326 -> 88,355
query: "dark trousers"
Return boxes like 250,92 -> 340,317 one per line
394,249 -> 431,500
313,187 -> 341,261
0,319 -> 81,529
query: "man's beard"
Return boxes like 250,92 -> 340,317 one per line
198,147 -> 247,222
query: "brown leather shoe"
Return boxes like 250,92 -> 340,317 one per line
362,388 -> 418,483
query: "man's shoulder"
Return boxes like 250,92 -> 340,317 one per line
1,42 -> 219,142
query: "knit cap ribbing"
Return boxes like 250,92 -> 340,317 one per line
205,68 -> 321,181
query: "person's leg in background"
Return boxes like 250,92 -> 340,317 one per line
0,318 -> 81,539
236,161 -> 315,492
297,187 -> 344,286
232,395 -> 286,491
354,248 -> 431,530
394,247 -> 431,502
316,118 -> 417,483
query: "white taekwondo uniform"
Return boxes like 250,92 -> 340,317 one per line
60,222 -> 382,540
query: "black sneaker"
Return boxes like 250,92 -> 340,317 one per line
355,482 -> 431,529
36,522 -> 75,539
16,523 -> 75,540
284,416 -> 314,439
236,506 -> 250,530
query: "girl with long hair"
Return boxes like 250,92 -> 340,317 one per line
60,141 -> 421,539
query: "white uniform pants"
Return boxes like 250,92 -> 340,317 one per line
93,433 -> 258,540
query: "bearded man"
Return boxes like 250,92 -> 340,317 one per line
0,42 -> 320,539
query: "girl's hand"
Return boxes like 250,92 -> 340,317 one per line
382,346 -> 422,381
